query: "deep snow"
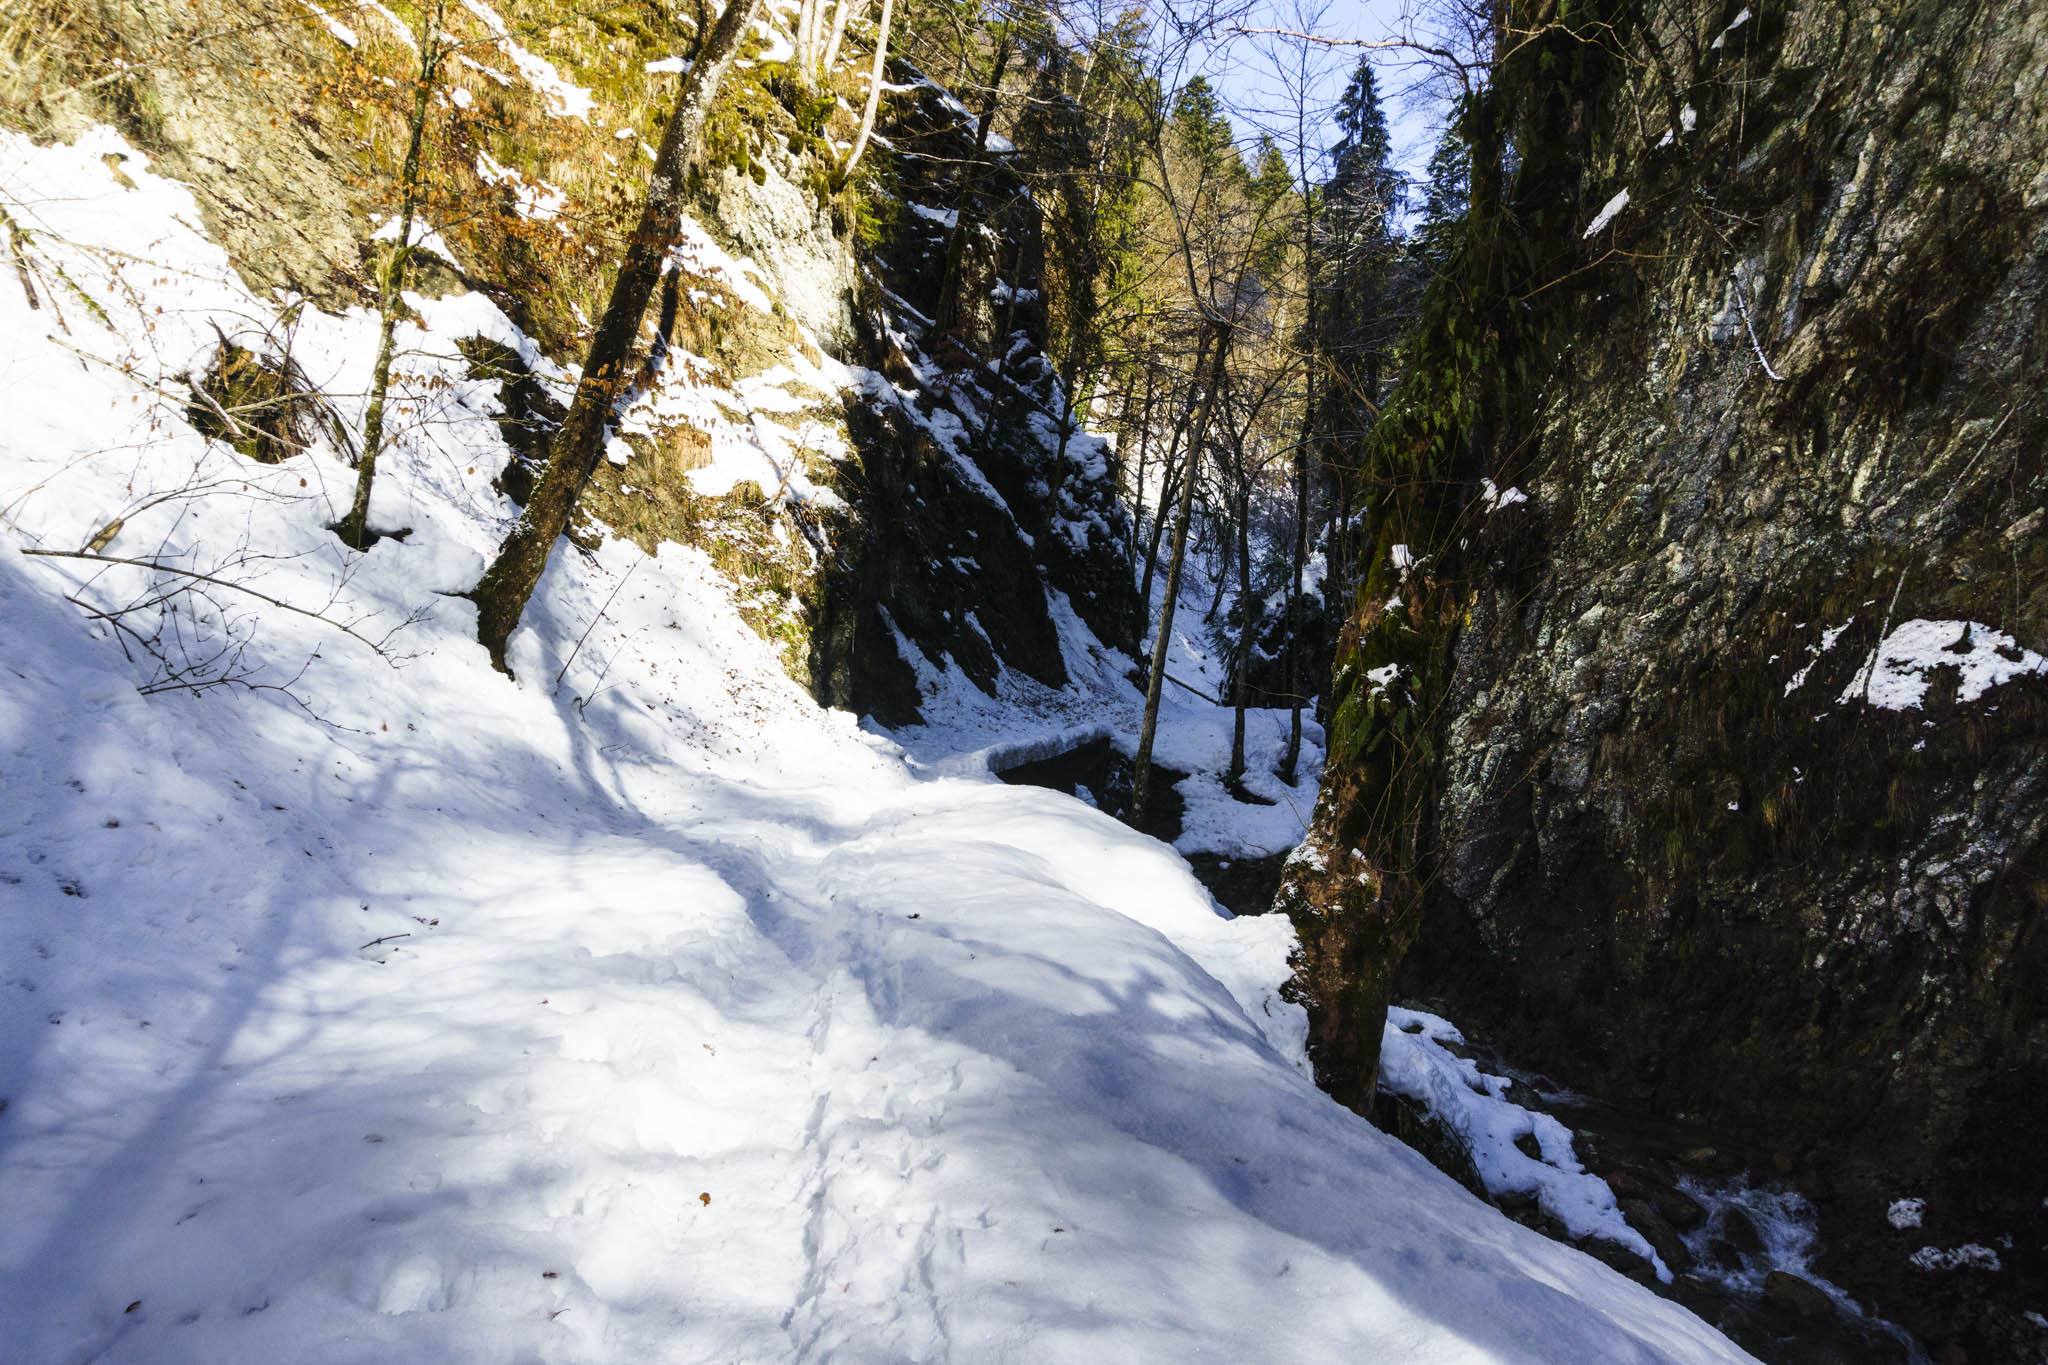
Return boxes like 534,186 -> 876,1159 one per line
0,126 -> 1754,1363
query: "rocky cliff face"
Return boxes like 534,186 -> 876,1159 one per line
808,72 -> 1141,725
5,0 -> 1134,730
1294,2 -> 2048,1356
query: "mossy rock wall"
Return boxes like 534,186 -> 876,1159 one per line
1306,2 -> 2048,1356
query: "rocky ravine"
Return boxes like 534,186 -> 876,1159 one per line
1293,1 -> 2048,1358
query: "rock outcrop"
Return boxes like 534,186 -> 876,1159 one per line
1292,2 -> 2048,1355
810,69 -> 1140,724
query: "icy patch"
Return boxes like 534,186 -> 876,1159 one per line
1655,105 -> 1699,149
1784,616 -> 1854,695
363,0 -> 418,48
296,0 -> 358,47
1583,189 -> 1630,238
458,0 -> 593,118
370,214 -> 464,270
475,150 -> 568,222
1910,1243 -> 2002,1273
744,14 -> 794,66
1481,478 -> 1529,513
1887,1197 -> 1926,1230
670,216 -> 776,313
1711,6 -> 1752,49
1839,619 -> 2046,710
616,343 -> 849,507
1381,1009 -> 1670,1281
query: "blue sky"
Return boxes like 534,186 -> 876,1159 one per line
1164,0 -> 1447,189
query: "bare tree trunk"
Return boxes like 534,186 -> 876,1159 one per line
470,0 -> 764,671
1138,454 -> 1174,606
1226,434 -> 1255,786
1204,507 -> 1229,622
339,0 -> 446,550
1127,364 -> 1156,562
1282,196 -> 1317,783
832,0 -> 892,187
795,0 -> 822,79
1131,324 -> 1227,827
1139,359 -> 1199,607
819,0 -> 854,76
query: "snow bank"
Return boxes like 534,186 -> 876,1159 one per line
0,125 -> 1751,1364
1382,1008 -> 1670,1279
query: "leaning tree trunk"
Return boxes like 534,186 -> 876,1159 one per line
470,0 -> 764,671
831,0 -> 893,188
1131,323 -> 1227,827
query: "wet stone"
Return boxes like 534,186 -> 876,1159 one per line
1764,1270 -> 1839,1320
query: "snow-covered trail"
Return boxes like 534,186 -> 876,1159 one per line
0,540 -> 1752,1363
0,126 -> 1751,1363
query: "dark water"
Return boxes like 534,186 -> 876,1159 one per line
994,737 -> 1288,914
1476,1048 -> 1927,1364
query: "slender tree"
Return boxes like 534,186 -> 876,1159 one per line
833,0 -> 895,187
470,0 -> 766,671
1130,320 -> 1227,825
338,0 -> 449,551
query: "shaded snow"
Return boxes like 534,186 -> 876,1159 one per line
1381,1009 -> 1670,1280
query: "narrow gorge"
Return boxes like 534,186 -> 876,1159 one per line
0,0 -> 2042,1361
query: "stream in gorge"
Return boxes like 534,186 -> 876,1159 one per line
1001,736 -> 1930,1364
994,734 -> 1294,915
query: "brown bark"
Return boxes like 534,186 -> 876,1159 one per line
470,0 -> 765,671
339,0 -> 446,551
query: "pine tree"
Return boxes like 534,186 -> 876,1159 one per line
1315,58 -> 1402,603
1413,127 -> 1470,271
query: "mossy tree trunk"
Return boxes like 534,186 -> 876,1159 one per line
338,0 -> 447,551
470,0 -> 765,671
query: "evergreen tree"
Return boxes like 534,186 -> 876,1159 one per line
1413,127 -> 1470,271
1314,58 -> 1402,600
